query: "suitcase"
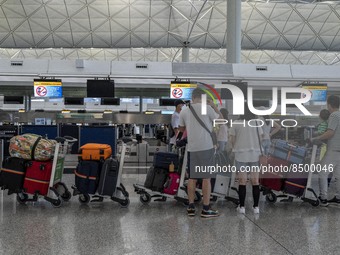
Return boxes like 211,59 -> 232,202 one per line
0,157 -> 27,193
284,172 -> 308,197
75,161 -> 101,194
23,160 -> 53,196
79,143 -> 112,161
269,139 -> 307,164
213,174 -> 230,195
151,168 -> 168,192
97,158 -> 119,196
260,156 -> 287,191
153,152 -> 179,171
163,172 -> 180,195
144,167 -> 168,192
144,166 -> 156,189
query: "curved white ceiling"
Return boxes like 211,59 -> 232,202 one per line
0,0 -> 340,64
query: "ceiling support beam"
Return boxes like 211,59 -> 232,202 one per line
226,0 -> 241,63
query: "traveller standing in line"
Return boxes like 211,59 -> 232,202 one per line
169,99 -> 185,152
229,107 -> 263,214
257,109 -> 281,156
217,108 -> 229,154
311,95 -> 340,206
179,88 -> 222,218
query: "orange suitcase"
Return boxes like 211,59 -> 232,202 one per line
79,143 -> 112,161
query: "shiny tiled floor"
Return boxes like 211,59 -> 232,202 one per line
0,174 -> 339,255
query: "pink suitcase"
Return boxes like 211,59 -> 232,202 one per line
163,173 -> 180,195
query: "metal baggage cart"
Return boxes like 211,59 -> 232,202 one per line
72,142 -> 130,207
133,145 -> 202,205
16,136 -> 77,207
262,144 -> 320,206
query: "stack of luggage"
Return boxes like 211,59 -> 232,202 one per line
144,152 -> 180,195
75,143 -> 119,196
0,133 -> 56,196
260,139 -> 308,197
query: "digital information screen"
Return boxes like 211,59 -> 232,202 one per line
34,79 -> 62,98
170,82 -> 197,100
302,84 -> 328,102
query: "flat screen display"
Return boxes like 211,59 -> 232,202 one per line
170,82 -> 197,100
302,84 -> 327,102
64,97 -> 84,105
3,96 -> 24,104
101,98 -> 120,105
87,79 -> 115,98
34,79 -> 62,98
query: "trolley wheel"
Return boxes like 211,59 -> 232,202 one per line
119,199 -> 130,208
140,193 -> 151,205
61,191 -> 72,202
51,198 -> 63,208
16,193 -> 28,204
78,194 -> 90,204
311,199 -> 320,207
194,191 -> 202,203
266,193 -> 277,203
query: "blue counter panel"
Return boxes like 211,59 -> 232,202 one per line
80,126 -> 116,155
21,125 -> 58,140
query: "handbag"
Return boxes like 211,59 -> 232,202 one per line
189,106 -> 218,146
256,124 -> 267,166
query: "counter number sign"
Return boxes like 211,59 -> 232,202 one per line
36,86 -> 47,96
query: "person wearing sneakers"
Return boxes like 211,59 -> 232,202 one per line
179,88 -> 222,218
311,95 -> 340,206
229,106 -> 263,214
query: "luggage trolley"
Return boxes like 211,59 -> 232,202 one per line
133,145 -> 201,205
72,142 -> 130,207
262,144 -> 320,206
16,136 -> 77,208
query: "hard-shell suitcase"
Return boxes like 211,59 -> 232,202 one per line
144,166 -> 156,189
0,157 -> 27,193
213,174 -> 230,195
163,172 -> 180,195
79,143 -> 112,161
153,152 -> 179,171
75,160 -> 101,194
260,156 -> 288,191
151,168 -> 168,192
23,160 -> 53,196
97,158 -> 119,196
269,139 -> 307,164
284,172 -> 308,197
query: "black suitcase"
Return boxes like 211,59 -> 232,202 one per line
151,168 -> 168,192
144,166 -> 156,189
75,160 -> 101,194
153,152 -> 179,171
0,157 -> 27,194
97,158 -> 119,196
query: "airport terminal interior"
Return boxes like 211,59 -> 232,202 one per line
1,0 -> 340,254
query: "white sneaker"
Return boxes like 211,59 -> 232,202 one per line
237,206 -> 245,214
253,207 -> 260,214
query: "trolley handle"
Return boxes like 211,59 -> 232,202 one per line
63,136 -> 78,143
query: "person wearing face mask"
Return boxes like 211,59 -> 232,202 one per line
169,99 -> 185,151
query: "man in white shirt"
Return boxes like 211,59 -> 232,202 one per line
179,88 -> 221,218
169,100 -> 185,151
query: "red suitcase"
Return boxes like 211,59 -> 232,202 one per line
23,161 -> 53,196
163,172 -> 180,195
260,156 -> 288,191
